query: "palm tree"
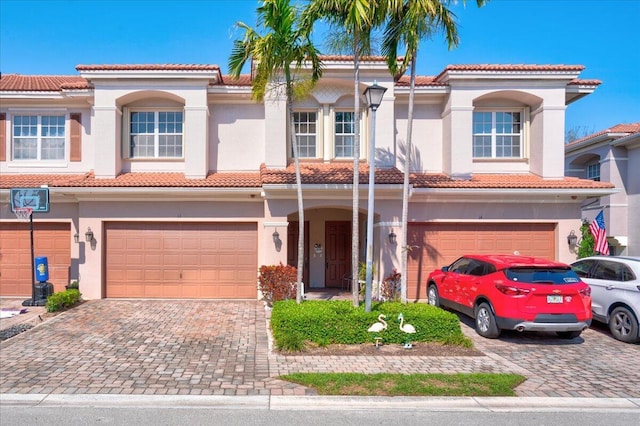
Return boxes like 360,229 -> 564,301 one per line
303,0 -> 388,307
229,0 -> 322,304
382,0 -> 486,303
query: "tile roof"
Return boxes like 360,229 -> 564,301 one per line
395,75 -> 445,87
0,167 -> 613,190
435,64 -> 585,82
220,74 -> 252,86
260,163 -> 404,185
566,122 -> 640,147
0,172 -> 261,189
75,64 -> 220,71
568,78 -> 602,86
0,74 -> 89,91
409,173 -> 614,189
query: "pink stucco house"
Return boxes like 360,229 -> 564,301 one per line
0,58 -> 615,301
565,123 -> 640,255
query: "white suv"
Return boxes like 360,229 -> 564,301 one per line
571,256 -> 640,343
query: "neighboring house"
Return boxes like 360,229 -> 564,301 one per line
565,123 -> 640,255
0,59 -> 615,301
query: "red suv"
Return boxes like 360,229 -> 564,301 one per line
426,254 -> 592,339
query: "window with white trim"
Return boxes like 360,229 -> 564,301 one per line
587,162 -> 600,181
129,110 -> 183,158
334,111 -> 355,158
293,111 -> 317,158
12,115 -> 65,160
473,111 -> 522,158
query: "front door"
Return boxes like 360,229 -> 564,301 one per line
325,221 -> 351,288
287,221 -> 309,290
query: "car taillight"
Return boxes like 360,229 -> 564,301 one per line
579,286 -> 591,297
495,283 -> 531,296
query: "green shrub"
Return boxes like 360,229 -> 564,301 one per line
258,263 -> 297,307
45,289 -> 81,313
270,300 -> 472,351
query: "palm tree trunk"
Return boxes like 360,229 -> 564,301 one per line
351,35 -> 361,307
400,53 -> 417,304
286,69 -> 305,304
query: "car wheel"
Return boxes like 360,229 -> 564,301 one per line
609,306 -> 640,343
427,284 -> 440,307
556,330 -> 582,339
475,302 -> 500,338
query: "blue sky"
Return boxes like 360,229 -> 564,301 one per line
1,0 -> 639,134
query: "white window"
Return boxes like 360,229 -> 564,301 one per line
335,111 -> 355,158
293,111 -> 317,158
587,162 -> 600,181
129,110 -> 183,158
12,115 -> 65,160
473,111 -> 522,158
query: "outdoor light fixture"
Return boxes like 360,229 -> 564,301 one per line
73,233 -> 79,244
364,82 -> 386,111
272,229 -> 280,244
85,227 -> 94,242
567,230 -> 578,246
389,229 -> 397,245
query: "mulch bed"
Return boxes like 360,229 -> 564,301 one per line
277,341 -> 484,356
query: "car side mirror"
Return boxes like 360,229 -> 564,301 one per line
441,266 -> 449,272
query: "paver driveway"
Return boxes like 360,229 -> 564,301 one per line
0,299 -> 638,397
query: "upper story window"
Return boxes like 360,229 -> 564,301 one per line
129,110 -> 183,159
587,162 -> 600,181
293,111 -> 317,158
473,111 -> 522,159
334,111 -> 355,158
12,115 -> 65,160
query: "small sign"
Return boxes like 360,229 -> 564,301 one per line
10,188 -> 50,213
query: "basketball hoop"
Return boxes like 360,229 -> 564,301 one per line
14,207 -> 33,222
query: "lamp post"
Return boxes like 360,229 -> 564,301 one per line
363,82 -> 387,312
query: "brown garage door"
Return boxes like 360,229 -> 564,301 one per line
0,222 -> 71,296
406,222 -> 555,301
105,222 -> 258,299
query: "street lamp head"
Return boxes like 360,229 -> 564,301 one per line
364,82 -> 387,111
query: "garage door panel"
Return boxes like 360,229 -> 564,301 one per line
407,223 -> 555,301
0,223 -> 71,296
106,222 -> 257,299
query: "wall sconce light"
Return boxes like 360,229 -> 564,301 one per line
567,230 -> 578,247
85,227 -> 94,242
272,229 -> 280,244
73,233 -> 80,244
389,229 -> 397,245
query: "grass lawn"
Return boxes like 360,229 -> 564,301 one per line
280,372 -> 526,396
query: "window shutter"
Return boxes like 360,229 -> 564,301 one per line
70,113 -> 82,162
0,113 -> 6,161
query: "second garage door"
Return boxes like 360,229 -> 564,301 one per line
406,222 -> 555,301
105,222 -> 258,299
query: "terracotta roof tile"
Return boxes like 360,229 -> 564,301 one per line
395,75 -> 445,87
75,64 -> 220,71
566,122 -> 640,147
318,55 -> 387,62
568,78 -> 602,86
0,172 -> 261,189
260,163 -> 404,185
0,74 -> 88,92
435,64 -> 585,82
1,169 -> 613,190
219,74 -> 252,86
410,173 -> 614,189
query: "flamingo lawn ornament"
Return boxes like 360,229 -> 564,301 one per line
397,313 -> 416,349
368,314 -> 387,347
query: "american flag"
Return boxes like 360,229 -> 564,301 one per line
589,210 -> 609,255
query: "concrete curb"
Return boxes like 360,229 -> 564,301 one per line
2,394 -> 639,412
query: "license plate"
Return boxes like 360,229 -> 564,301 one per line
547,295 -> 563,304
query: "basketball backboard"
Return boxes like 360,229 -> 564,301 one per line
10,187 -> 50,213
